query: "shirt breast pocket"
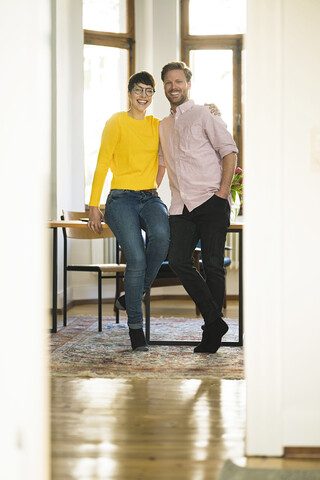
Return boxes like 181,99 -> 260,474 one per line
178,125 -> 202,152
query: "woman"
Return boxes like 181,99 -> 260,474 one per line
88,71 -> 170,352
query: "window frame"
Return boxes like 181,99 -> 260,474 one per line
83,0 -> 135,77
180,0 -> 243,167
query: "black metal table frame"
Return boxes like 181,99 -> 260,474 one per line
51,226 -> 58,333
144,227 -> 243,347
51,224 -> 243,344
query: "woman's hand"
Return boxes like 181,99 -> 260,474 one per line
88,206 -> 104,234
205,103 -> 221,116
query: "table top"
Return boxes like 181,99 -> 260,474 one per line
228,221 -> 244,230
48,219 -> 244,230
49,219 -> 97,228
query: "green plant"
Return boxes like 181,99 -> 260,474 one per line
230,167 -> 243,204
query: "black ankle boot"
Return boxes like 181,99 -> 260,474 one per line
129,328 -> 149,352
194,318 -> 229,354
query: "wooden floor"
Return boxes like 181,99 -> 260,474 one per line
51,298 -> 320,479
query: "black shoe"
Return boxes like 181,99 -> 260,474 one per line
194,318 -> 229,354
129,328 -> 149,352
116,294 -> 126,311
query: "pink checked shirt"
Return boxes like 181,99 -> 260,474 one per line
159,100 -> 238,215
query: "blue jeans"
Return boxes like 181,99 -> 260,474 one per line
168,194 -> 230,327
104,189 -> 170,329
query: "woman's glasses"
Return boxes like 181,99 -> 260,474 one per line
132,86 -> 155,97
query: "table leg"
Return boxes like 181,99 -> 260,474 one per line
238,229 -> 243,346
51,227 -> 57,333
145,288 -> 151,342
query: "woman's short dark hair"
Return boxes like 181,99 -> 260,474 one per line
128,71 -> 156,92
161,62 -> 192,82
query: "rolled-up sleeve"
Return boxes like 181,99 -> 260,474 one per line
205,114 -> 238,159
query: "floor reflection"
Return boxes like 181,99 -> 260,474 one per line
51,377 -> 246,479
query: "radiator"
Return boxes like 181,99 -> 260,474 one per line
105,237 -> 116,263
226,232 -> 240,270
91,237 -> 116,264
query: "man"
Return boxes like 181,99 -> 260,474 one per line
157,61 -> 238,354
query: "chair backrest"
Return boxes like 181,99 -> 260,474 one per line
62,210 -> 115,240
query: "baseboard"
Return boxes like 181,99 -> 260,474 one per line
149,294 -> 194,301
55,297 -> 115,315
149,294 -> 238,301
54,294 -> 239,314
284,447 -> 320,459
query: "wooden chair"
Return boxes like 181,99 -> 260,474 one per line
61,211 -> 126,331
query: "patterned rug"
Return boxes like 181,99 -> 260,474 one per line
50,316 -> 244,379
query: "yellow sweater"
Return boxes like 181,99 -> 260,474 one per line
89,112 -> 160,206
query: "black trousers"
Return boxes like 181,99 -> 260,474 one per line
168,194 -> 230,327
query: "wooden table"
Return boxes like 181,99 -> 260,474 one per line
49,221 -> 243,346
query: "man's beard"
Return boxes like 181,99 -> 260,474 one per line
166,90 -> 188,107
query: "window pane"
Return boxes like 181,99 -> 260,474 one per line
190,49 -> 233,134
189,0 -> 246,35
84,45 -> 128,204
83,0 -> 127,33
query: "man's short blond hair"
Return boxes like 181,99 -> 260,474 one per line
161,62 -> 192,82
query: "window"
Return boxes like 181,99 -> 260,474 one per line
83,0 -> 127,33
188,0 -> 246,35
83,0 -> 135,205
181,0 -> 245,166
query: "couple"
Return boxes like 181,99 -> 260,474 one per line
88,61 -> 238,353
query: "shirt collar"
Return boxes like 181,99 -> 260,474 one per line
170,99 -> 195,116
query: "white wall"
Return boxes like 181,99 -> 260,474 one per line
55,0 -> 85,216
245,0 -> 320,455
0,0 -> 51,478
282,0 -> 320,447
53,0 -> 96,305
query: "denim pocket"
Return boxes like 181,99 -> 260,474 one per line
108,189 -> 127,201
